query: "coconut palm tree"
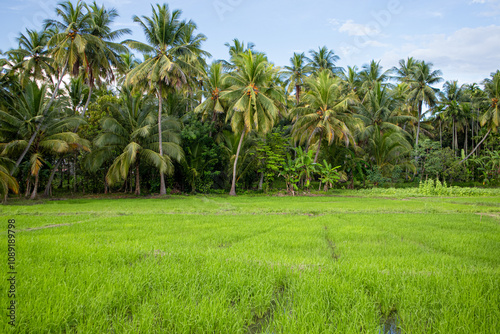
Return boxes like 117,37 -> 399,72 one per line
359,60 -> 390,97
14,0 -> 93,172
222,38 -> 256,70
79,2 -> 130,119
283,52 -> 312,105
367,124 -> 414,175
339,65 -> 361,98
221,51 -> 284,195
355,82 -> 414,142
0,81 -> 89,199
42,75 -> 90,196
194,62 -> 228,136
89,88 -> 183,195
292,70 -> 356,163
7,29 -> 54,87
407,61 -> 443,148
124,3 -> 208,195
391,57 -> 420,83
460,71 -> 500,164
439,81 -> 466,152
307,46 -> 342,75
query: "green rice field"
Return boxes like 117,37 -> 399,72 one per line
1,194 -> 499,333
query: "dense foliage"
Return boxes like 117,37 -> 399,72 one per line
1,1 -> 499,201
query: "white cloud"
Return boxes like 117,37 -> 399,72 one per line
328,18 -> 382,37
383,25 -> 500,84
338,20 -> 380,37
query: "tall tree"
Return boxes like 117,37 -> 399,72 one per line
355,82 -> 414,142
222,51 -> 284,195
283,52 -> 312,105
407,61 -> 443,148
439,81 -> 466,152
292,70 -> 355,163
359,60 -> 390,97
80,1 -> 130,119
89,88 -> 182,195
460,71 -> 500,163
307,46 -> 342,75
194,62 -> 228,136
391,57 -> 419,83
0,81 -> 89,199
7,29 -> 54,87
14,0 -> 92,172
124,4 -> 208,195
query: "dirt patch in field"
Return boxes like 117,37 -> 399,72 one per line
476,213 -> 500,220
22,223 -> 74,232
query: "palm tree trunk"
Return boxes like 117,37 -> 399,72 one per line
30,173 -> 39,200
104,174 -> 108,194
230,128 -> 246,196
471,119 -> 475,151
73,83 -> 93,133
416,101 -> 422,146
295,85 -> 300,105
209,109 -> 217,138
258,172 -> 264,191
157,89 -> 166,195
73,154 -> 77,193
452,119 -> 455,151
135,156 -> 140,196
305,130 -> 316,153
439,119 -> 442,147
24,177 -> 31,198
459,130 -> 491,165
13,60 -> 69,174
314,134 -> 322,163
465,124 -> 468,155
43,157 -> 63,196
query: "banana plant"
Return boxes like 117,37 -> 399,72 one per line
279,155 -> 300,196
317,160 -> 340,191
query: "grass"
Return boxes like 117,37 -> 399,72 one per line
1,194 -> 499,333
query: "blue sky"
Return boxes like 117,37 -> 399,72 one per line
1,0 -> 499,85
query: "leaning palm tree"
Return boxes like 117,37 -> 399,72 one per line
460,71 -> 500,164
14,0 -> 93,172
222,51 -> 284,195
124,3 -> 208,195
80,2 -> 130,119
283,52 -> 312,105
0,81 -> 89,199
292,70 -> 356,163
89,88 -> 183,195
407,60 -> 443,148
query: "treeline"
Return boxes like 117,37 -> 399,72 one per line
0,1 -> 499,201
